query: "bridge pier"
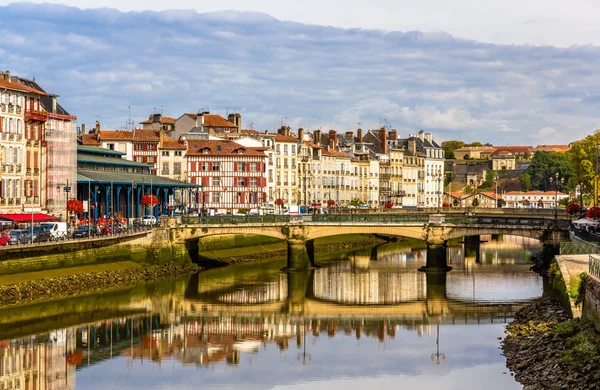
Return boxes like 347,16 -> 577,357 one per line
285,270 -> 313,315
284,240 -> 313,270
419,241 -> 452,273
426,271 -> 448,300
464,235 -> 482,264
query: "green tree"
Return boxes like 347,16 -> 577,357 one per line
568,133 -> 599,200
519,173 -> 532,192
349,198 -> 362,208
466,142 -> 483,147
441,140 -> 465,159
526,151 -> 573,191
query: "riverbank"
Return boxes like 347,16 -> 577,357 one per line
0,262 -> 198,308
502,297 -> 600,389
197,234 -> 389,266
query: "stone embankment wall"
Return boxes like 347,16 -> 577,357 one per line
584,276 -> 600,327
0,228 -> 185,275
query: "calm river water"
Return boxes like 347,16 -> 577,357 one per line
0,235 -> 545,390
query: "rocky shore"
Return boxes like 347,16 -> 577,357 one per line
502,297 -> 600,389
0,262 -> 198,308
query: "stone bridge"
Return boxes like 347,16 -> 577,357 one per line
169,211 -> 570,271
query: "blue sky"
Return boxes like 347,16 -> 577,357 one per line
0,1 -> 598,144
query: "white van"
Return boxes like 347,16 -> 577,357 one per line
40,222 -> 68,241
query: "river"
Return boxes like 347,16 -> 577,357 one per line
0,234 -> 544,390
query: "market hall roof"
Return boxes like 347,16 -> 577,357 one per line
77,170 -> 198,187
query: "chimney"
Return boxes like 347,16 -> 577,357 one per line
152,114 -> 161,123
408,138 -> 417,155
314,130 -> 322,145
82,124 -> 86,134
51,96 -> 57,114
95,120 -> 100,135
4,71 -> 10,81
328,130 -> 337,149
418,130 -> 425,141
380,128 -> 387,154
159,129 -> 165,147
389,129 -> 398,141
345,131 -> 353,139
425,132 -> 433,143
298,128 -> 305,142
357,129 -> 363,143
228,113 -> 242,132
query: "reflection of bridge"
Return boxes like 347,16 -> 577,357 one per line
172,211 -> 569,269
182,268 -> 535,322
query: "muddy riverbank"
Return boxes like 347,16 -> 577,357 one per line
502,297 -> 600,389
0,262 -> 198,308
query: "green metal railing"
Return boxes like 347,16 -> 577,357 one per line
590,255 -> 600,280
561,242 -> 600,255
181,215 -> 292,225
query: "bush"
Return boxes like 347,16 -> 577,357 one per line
237,208 -> 248,214
586,206 -> 600,219
566,202 -> 581,214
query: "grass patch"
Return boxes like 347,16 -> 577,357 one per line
0,261 -> 142,286
552,318 -> 600,369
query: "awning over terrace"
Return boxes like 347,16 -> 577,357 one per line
0,213 -> 59,223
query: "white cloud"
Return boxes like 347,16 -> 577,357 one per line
1,3 -> 598,145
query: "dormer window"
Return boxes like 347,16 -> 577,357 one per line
202,148 -> 210,154
237,148 -> 245,154
217,145 -> 222,152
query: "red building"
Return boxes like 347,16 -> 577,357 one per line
185,140 -> 267,213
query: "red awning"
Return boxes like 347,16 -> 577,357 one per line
0,213 -> 59,223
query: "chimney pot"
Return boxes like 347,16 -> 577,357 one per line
357,129 -> 363,143
380,128 -> 387,154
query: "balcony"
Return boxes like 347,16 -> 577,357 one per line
15,198 -> 21,205
16,134 -> 22,141
8,165 -> 13,173
7,198 -> 14,205
34,168 -> 39,175
25,109 -> 48,122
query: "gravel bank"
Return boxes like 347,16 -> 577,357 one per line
502,297 -> 600,390
0,262 -> 199,308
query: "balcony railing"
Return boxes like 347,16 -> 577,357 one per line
25,109 -> 48,122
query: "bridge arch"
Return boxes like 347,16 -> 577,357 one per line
443,227 -> 546,242
305,225 -> 427,242
172,225 -> 288,243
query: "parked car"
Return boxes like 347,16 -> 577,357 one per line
40,222 -> 68,241
0,232 -> 9,246
7,230 -> 26,245
21,226 -> 52,243
140,216 -> 157,226
72,225 -> 95,239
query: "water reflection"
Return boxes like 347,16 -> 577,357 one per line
0,235 -> 543,390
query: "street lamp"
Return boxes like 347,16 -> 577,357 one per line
430,169 -> 443,214
549,172 -> 564,221
430,323 -> 446,366
495,174 -> 499,208
297,321 -> 312,366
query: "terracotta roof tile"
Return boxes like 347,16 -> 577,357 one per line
139,116 -> 176,125
272,133 -> 299,143
186,113 -> 237,128
186,140 -> 267,157
81,134 -> 100,146
132,129 -> 160,142
0,79 -> 48,95
304,141 -> 323,149
160,138 -> 186,149
99,130 -> 132,140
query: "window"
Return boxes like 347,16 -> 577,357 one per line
291,145 -> 296,155
211,177 -> 221,186
250,162 -> 257,172
284,145 -> 288,154
276,144 -> 280,154
107,143 -> 115,150
217,145 -> 222,151
238,162 -> 246,172
250,177 -> 258,187
238,178 -> 246,186
175,151 -> 182,156
148,156 -> 154,163
174,162 -> 181,174
212,192 -> 220,203
162,151 -> 169,156
162,162 -> 169,175
212,162 -> 220,171
202,162 -> 209,172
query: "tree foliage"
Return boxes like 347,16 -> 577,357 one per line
519,173 -> 532,192
568,133 -> 599,199
441,140 -> 465,159
526,151 -> 573,191
349,198 -> 362,208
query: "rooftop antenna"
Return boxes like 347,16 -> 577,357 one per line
126,106 -> 134,130
280,117 -> 288,127
159,105 -> 164,115
357,122 -> 362,129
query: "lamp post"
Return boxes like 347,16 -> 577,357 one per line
297,321 -> 312,366
430,323 -> 446,366
495,174 -> 499,208
549,172 -> 564,221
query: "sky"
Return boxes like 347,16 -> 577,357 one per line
0,1 -> 598,144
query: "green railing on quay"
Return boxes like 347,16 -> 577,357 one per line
311,214 -> 429,223
182,215 -> 293,225
561,242 -> 600,255
590,255 -> 600,280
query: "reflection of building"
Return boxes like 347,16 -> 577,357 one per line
0,330 -> 76,390
313,262 -> 427,304
217,275 -> 287,304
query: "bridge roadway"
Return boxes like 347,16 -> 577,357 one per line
172,210 -> 570,270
